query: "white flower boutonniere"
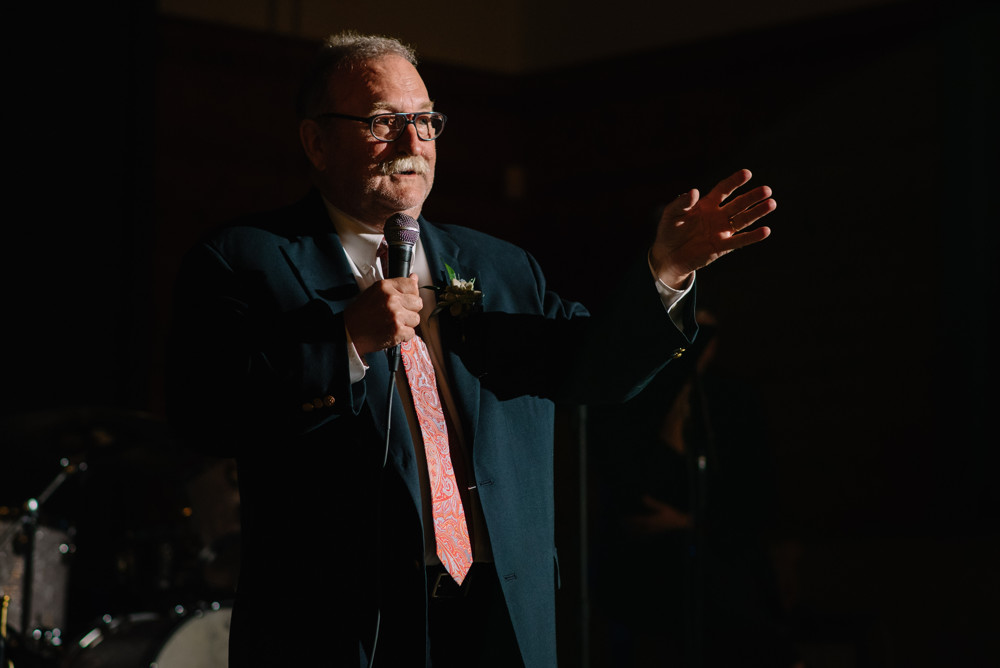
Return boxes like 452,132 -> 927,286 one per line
426,264 -> 483,318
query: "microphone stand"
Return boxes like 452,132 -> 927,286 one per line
685,370 -> 716,668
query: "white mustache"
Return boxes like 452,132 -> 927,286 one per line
378,155 -> 430,176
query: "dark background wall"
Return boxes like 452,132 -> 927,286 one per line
2,1 -> 996,666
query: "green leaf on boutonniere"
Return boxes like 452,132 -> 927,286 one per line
424,264 -> 482,318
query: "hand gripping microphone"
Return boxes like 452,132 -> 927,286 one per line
383,213 -> 420,371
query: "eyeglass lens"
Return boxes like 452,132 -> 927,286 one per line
372,113 -> 444,140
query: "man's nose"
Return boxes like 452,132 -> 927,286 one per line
395,121 -> 424,153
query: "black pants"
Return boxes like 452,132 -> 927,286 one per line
427,563 -> 524,668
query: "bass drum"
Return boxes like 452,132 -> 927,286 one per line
63,604 -> 231,668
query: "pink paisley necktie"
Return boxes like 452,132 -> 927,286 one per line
378,241 -> 473,585
400,336 -> 473,584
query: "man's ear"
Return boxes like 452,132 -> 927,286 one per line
300,119 -> 328,171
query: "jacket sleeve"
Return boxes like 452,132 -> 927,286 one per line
443,249 -> 696,405
165,238 -> 363,457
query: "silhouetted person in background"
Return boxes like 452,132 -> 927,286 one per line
590,312 -> 801,668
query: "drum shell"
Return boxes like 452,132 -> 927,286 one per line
63,605 -> 232,668
0,520 -> 72,632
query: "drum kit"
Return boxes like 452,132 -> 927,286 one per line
0,408 -> 241,668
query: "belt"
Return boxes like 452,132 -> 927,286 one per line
426,563 -> 492,599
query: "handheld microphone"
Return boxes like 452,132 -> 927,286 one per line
384,213 -> 420,279
383,213 -> 420,371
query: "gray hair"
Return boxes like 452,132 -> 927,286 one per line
296,31 -> 418,119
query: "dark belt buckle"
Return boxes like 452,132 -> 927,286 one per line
430,569 -> 469,599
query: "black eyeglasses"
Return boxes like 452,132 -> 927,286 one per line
315,111 -> 447,142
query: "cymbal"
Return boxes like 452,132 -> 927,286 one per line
0,406 -> 174,448
0,405 -> 223,519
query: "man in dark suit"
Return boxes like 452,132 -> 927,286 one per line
167,32 -> 776,667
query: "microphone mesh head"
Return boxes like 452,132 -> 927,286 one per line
384,213 -> 420,246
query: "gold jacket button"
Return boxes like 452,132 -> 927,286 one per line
672,347 -> 686,359
302,402 -> 315,412
323,395 -> 336,406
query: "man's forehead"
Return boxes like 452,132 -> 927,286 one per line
329,56 -> 432,111
369,98 -> 435,112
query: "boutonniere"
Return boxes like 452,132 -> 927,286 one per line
425,264 -> 483,318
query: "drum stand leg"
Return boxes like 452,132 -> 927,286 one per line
19,501 -> 39,637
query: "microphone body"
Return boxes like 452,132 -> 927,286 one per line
386,244 -> 414,280
383,213 -> 421,370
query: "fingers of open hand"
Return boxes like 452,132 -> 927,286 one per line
726,183 -> 773,219
662,188 -> 700,222
727,192 -> 776,234
707,168 -> 753,204
724,224 -> 771,253
719,201 -> 774,255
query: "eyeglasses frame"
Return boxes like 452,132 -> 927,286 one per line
314,111 -> 447,142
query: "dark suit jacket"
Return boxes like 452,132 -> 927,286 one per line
167,190 -> 695,667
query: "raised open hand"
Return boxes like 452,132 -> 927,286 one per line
651,169 -> 776,288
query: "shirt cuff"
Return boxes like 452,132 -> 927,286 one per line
648,250 -> 695,334
345,326 -> 368,384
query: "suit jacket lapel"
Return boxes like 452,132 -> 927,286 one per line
278,194 -> 422,511
277,192 -> 359,310
363,348 -> 423,508
420,221 -> 482,451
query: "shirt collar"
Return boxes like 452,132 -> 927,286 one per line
322,198 -> 385,272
